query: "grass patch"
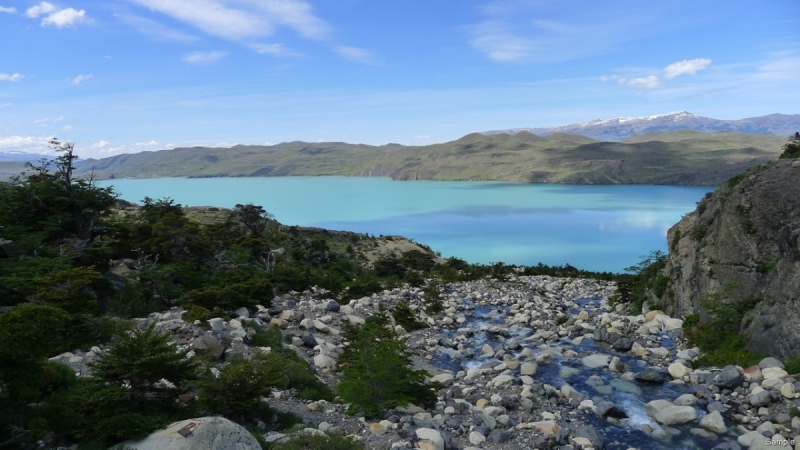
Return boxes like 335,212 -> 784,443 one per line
785,358 -> 800,376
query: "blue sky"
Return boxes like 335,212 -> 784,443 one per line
1,0 -> 798,158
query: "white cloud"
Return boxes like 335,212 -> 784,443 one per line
54,116 -> 64,122
663,58 -> 712,79
72,73 -> 93,85
91,140 -> 110,149
183,51 -> 227,64
116,13 -> 197,43
26,2 -> 87,28
469,22 -> 533,62
25,2 -> 57,18
751,56 -> 800,82
335,46 -> 375,64
129,0 -> 329,42
86,140 -> 164,157
61,125 -> 73,131
0,136 -> 55,154
254,43 -> 292,56
0,73 -> 23,82
34,118 -> 48,126
0,5 -> 17,13
617,75 -> 661,89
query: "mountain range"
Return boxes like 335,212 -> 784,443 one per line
71,129 -> 789,186
482,112 -> 800,141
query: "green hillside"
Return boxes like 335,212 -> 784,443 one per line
74,131 -> 786,185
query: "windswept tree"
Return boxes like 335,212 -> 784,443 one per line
232,203 -> 274,236
779,132 -> 800,159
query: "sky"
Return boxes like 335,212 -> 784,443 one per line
1,0 -> 799,158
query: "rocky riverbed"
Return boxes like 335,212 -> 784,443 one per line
52,275 -> 800,450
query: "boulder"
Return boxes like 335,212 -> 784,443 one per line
715,365 -> 744,389
581,354 -> 610,369
749,390 -> 773,407
611,337 -> 634,352
668,362 -> 690,380
635,368 -> 670,384
192,335 -> 225,359
116,417 -> 261,450
780,382 -> 796,399
520,362 -> 537,376
313,354 -> 336,369
596,401 -> 627,419
700,410 -> 727,434
645,399 -> 674,417
415,428 -> 444,450
759,357 -> 785,370
575,425 -> 604,449
654,405 -> 697,425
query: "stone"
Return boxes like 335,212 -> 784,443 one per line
581,354 -> 610,369
488,428 -> 511,444
749,390 -> 773,407
654,405 -> 697,425
608,356 -> 626,373
759,357 -> 785,370
645,399 -> 674,417
716,365 -> 744,389
520,362 -> 537,376
561,384 -> 586,402
415,428 -> 444,450
738,431 -> 766,447
301,332 -> 317,348
234,307 -> 249,318
635,367 -> 670,384
711,443 -> 742,450
430,373 -> 454,387
700,410 -> 727,434
481,344 -> 495,357
596,401 -> 627,419
207,318 -> 224,332
313,354 -> 336,369
468,431 -> 485,445
575,424 -> 604,449
611,337 -> 634,352
669,362 -> 690,380
529,420 -> 559,436
780,382 -> 796,399
674,393 -> 698,406
116,416 -> 261,450
325,300 -> 341,312
763,367 -> 789,379
192,335 -> 225,359
491,374 -> 514,387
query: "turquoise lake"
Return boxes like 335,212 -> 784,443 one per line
97,177 -> 714,273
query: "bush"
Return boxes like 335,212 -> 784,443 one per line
249,325 -> 284,349
68,324 -> 200,444
785,358 -> 800,376
196,353 -> 285,419
392,301 -> 429,331
270,431 -> 367,450
182,305 -> 219,324
338,313 -> 437,418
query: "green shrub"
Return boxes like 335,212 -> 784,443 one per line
182,305 -> 219,324
685,287 -> 765,368
670,230 -> 681,252
270,431 -> 367,450
789,406 -> 800,418
555,315 -> 568,326
392,301 -> 429,331
779,132 -> 800,159
344,273 -> 383,300
422,280 -> 444,314
250,325 -> 284,349
338,313 -> 437,418
784,358 -> 800,376
726,172 -> 746,188
652,274 -> 669,298
68,324 -> 200,444
196,353 -> 285,419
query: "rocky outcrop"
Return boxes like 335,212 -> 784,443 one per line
659,159 -> 800,358
116,417 -> 261,450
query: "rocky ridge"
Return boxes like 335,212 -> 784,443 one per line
50,275 -> 800,450
658,159 -> 800,358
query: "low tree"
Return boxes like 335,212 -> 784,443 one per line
68,324 -> 199,444
780,132 -> 800,159
338,313 -> 437,418
232,203 -> 274,236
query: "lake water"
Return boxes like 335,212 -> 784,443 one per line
97,177 -> 713,273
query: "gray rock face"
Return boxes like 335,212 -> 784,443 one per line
116,416 -> 261,450
659,160 -> 800,359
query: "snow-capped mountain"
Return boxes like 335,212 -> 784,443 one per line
483,112 -> 800,141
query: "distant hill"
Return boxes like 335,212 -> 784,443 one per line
74,130 -> 788,186
483,112 -> 800,141
0,151 -> 53,162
